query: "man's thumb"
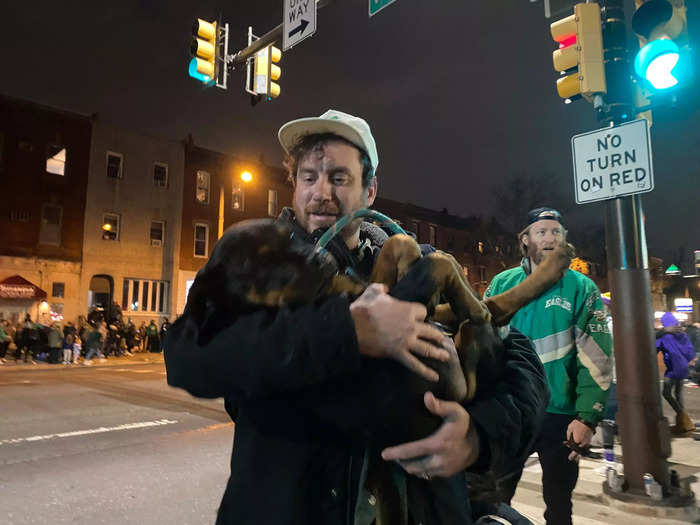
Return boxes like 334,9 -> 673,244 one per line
424,391 -> 452,417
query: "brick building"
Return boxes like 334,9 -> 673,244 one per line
0,95 -> 92,324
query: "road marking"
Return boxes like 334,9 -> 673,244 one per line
0,419 -> 178,446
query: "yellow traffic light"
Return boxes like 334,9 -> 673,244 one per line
189,19 -> 217,82
551,3 -> 606,102
253,45 -> 282,99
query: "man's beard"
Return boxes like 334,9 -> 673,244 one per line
528,244 -> 548,266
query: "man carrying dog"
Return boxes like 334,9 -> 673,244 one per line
485,208 -> 613,525
165,110 -> 549,524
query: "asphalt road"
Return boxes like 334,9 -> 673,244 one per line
0,363 -> 233,525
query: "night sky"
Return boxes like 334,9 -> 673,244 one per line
2,0 -> 698,266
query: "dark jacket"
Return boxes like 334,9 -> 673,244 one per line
164,209 -> 548,525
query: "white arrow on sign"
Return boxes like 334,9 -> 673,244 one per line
283,0 -> 317,51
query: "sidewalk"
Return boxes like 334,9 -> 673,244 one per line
513,435 -> 700,524
0,351 -> 165,371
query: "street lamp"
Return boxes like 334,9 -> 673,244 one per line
241,171 -> 253,183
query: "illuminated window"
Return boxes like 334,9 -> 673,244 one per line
268,189 -> 278,217
429,225 -> 437,246
479,266 -> 486,283
106,151 -> 123,179
194,223 -> 209,257
196,171 -> 210,204
478,241 -> 484,254
123,278 -> 170,313
46,145 -> 66,175
153,162 -> 168,188
232,186 -> 245,211
102,213 -> 120,241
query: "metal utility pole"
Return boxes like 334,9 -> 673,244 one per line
597,0 -> 674,498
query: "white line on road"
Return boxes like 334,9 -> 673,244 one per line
0,419 -> 178,446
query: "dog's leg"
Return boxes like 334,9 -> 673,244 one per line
370,234 -> 422,289
484,241 -> 572,326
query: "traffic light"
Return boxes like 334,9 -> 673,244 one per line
632,0 -> 690,91
189,18 -> 218,84
253,45 -> 282,99
550,3 -> 607,102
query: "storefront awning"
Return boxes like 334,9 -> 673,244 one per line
0,275 -> 47,300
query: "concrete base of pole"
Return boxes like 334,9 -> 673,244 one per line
602,483 -> 698,520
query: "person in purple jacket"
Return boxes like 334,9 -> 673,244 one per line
656,312 -> 697,433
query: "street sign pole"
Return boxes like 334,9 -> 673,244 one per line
596,0 -> 681,504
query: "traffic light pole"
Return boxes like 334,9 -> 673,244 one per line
598,0 -> 690,505
227,0 -> 336,66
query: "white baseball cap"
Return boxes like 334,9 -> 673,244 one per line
278,109 -> 379,172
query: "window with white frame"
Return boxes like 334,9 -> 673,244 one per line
428,225 -> 437,246
196,170 -> 210,204
46,145 -> 67,175
194,223 -> 209,257
122,278 -> 170,313
153,162 -> 168,188
268,189 -> 278,217
150,220 -> 164,246
106,151 -> 123,179
232,185 -> 244,211
39,204 -> 62,245
102,213 -> 120,241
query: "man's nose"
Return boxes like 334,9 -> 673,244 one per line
312,177 -> 333,200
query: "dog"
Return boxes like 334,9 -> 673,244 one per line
184,218 -> 572,524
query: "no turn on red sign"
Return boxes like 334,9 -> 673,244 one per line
571,119 -> 654,204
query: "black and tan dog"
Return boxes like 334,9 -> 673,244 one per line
185,218 -> 571,524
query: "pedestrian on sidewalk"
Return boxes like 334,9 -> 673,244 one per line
485,207 -> 613,525
83,325 -> 104,365
47,322 -> 63,364
62,332 -> 75,365
72,335 -> 82,364
146,320 -> 159,353
657,312 -> 697,434
0,320 -> 11,363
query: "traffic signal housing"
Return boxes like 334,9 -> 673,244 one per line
253,45 -> 282,100
550,3 -> 607,102
189,18 -> 218,84
632,0 -> 690,91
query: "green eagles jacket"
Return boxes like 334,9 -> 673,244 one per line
485,261 -> 613,425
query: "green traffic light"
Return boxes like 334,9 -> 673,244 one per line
635,39 -> 680,90
188,58 -> 211,84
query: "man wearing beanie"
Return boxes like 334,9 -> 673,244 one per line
485,207 -> 613,525
657,312 -> 697,433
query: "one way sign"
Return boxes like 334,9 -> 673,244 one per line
283,0 -> 317,51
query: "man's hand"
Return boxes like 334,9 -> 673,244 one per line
566,419 -> 594,462
350,284 -> 450,382
380,392 -> 480,479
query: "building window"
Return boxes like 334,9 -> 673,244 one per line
50,303 -> 64,322
106,151 -> 123,179
150,220 -> 164,247
9,210 -> 31,222
462,266 -> 469,278
123,278 -> 170,313
232,186 -> 244,211
477,241 -> 484,254
52,282 -> 65,298
479,266 -> 486,283
428,225 -> 437,246
102,213 -> 120,241
153,162 -> 168,188
411,221 -> 420,241
46,145 -> 67,175
268,189 -> 278,217
194,223 -> 209,257
196,170 -> 210,204
39,204 -> 62,246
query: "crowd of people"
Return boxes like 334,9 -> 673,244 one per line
0,309 -> 170,366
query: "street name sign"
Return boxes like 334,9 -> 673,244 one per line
571,119 -> 654,204
369,0 -> 397,17
283,0 -> 316,51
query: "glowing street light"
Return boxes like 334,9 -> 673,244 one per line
240,171 -> 253,183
